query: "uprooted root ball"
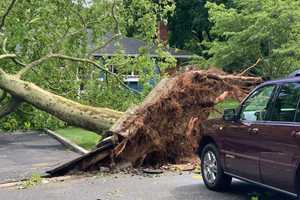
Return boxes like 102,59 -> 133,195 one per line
109,70 -> 262,167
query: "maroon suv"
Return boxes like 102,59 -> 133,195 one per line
198,75 -> 300,198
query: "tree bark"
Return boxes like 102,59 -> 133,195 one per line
0,69 -> 123,133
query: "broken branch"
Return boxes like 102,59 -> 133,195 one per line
239,58 -> 262,76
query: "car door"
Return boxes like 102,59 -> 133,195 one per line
222,84 -> 277,182
259,82 -> 300,193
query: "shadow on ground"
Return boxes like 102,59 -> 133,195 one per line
173,180 -> 295,200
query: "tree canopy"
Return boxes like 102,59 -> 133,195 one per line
166,0 -> 300,78
170,0 -> 300,78
168,0 -> 232,55
200,0 -> 300,77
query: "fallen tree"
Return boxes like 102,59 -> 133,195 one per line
42,69 -> 261,175
0,50 -> 263,174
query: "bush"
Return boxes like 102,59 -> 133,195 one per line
0,104 -> 66,132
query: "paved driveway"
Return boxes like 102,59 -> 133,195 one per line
0,173 -> 294,200
0,131 -> 80,183
0,132 -> 295,200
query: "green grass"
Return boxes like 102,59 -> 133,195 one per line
55,128 -> 102,150
209,99 -> 240,119
21,173 -> 42,189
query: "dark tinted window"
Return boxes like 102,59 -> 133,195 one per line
240,85 -> 275,121
270,83 -> 300,122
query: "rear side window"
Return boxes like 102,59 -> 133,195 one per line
270,83 -> 300,122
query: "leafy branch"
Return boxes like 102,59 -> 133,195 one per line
15,53 -> 141,94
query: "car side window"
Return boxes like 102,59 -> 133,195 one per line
240,85 -> 276,122
271,83 -> 300,122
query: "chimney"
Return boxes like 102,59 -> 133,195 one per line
158,21 -> 168,43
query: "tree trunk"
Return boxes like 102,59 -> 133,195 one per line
0,70 -> 123,133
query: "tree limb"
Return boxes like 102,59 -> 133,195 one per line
0,97 -> 22,118
239,58 -> 262,76
0,0 -> 17,31
0,53 -> 17,60
2,38 -> 26,67
17,53 -> 141,94
16,54 -> 55,76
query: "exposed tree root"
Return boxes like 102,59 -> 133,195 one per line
49,70 -> 262,176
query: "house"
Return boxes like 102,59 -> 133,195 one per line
91,32 -> 194,91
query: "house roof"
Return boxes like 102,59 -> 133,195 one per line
92,33 -> 194,59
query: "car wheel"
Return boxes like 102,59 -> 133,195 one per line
201,143 -> 232,191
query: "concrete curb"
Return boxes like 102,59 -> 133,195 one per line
43,129 -> 90,155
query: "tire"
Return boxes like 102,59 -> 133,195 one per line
200,143 -> 232,191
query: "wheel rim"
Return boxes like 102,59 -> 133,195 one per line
203,150 -> 218,184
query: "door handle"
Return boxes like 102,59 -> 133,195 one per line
291,131 -> 300,138
248,128 -> 259,135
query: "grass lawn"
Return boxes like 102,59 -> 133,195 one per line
209,99 -> 240,119
55,128 -> 102,150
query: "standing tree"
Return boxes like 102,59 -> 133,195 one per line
203,0 -> 300,78
168,0 -> 233,55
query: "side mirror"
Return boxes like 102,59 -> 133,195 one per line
223,109 -> 237,121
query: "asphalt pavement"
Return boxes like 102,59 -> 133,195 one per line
0,172 -> 295,200
0,131 -> 80,183
0,132 -> 295,200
